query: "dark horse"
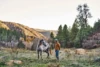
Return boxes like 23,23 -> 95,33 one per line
36,39 -> 51,59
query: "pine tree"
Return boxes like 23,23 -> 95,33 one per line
50,32 -> 54,39
93,19 -> 100,32
77,4 -> 92,28
76,4 -> 92,47
71,20 -> 79,42
56,25 -> 63,46
63,24 -> 69,47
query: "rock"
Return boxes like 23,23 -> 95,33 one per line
6,60 -> 14,66
14,60 -> 22,64
75,48 -> 86,55
47,63 -> 60,67
6,60 -> 22,66
64,49 -> 71,53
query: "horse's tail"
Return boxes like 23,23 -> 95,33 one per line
49,48 -> 52,55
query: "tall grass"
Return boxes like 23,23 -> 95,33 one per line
0,48 -> 100,67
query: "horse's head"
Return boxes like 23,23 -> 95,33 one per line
42,41 -> 47,46
38,39 -> 43,47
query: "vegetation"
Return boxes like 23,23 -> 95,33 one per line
0,28 -> 24,41
75,3 -> 92,47
62,24 -> 69,47
56,4 -> 94,48
1,3 -> 100,67
93,19 -> 100,32
56,25 -> 63,47
74,25 -> 92,47
76,4 -> 92,28
56,25 -> 69,48
0,48 -> 100,67
0,27 -> 25,48
50,32 -> 54,39
69,19 -> 79,47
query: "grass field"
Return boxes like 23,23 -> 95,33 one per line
0,48 -> 100,67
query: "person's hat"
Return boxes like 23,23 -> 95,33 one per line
55,39 -> 58,41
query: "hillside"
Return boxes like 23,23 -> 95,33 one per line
35,28 -> 57,39
0,21 -> 9,30
0,21 -> 47,40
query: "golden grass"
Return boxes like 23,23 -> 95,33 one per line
0,48 -> 100,67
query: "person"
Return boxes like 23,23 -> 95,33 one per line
54,39 -> 60,60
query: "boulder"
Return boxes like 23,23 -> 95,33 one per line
75,48 -> 86,55
6,60 -> 14,66
47,63 -> 60,67
14,60 -> 22,64
6,60 -> 22,66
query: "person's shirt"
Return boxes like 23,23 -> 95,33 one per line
55,42 -> 60,50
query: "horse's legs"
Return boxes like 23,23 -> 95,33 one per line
47,52 -> 49,58
37,50 -> 40,59
46,48 -> 49,58
40,51 -> 42,59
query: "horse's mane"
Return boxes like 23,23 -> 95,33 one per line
36,39 -> 50,51
38,40 -> 43,47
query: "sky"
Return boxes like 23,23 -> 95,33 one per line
0,0 -> 100,30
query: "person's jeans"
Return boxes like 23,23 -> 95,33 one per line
55,50 -> 59,60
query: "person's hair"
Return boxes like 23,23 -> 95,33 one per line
55,40 -> 58,43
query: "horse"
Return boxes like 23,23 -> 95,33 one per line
36,39 -> 51,59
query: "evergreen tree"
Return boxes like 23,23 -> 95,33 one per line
70,19 -> 79,42
76,4 -> 92,47
50,32 -> 54,39
74,25 -> 92,48
77,3 -> 92,28
93,19 -> 100,32
56,25 -> 63,47
50,32 -> 55,49
63,24 -> 69,47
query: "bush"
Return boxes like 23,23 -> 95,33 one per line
17,41 -> 25,48
74,26 -> 93,48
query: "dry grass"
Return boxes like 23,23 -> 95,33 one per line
0,48 -> 100,67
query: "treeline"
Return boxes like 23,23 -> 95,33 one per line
50,4 -> 100,48
0,27 -> 26,48
0,28 -> 24,42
